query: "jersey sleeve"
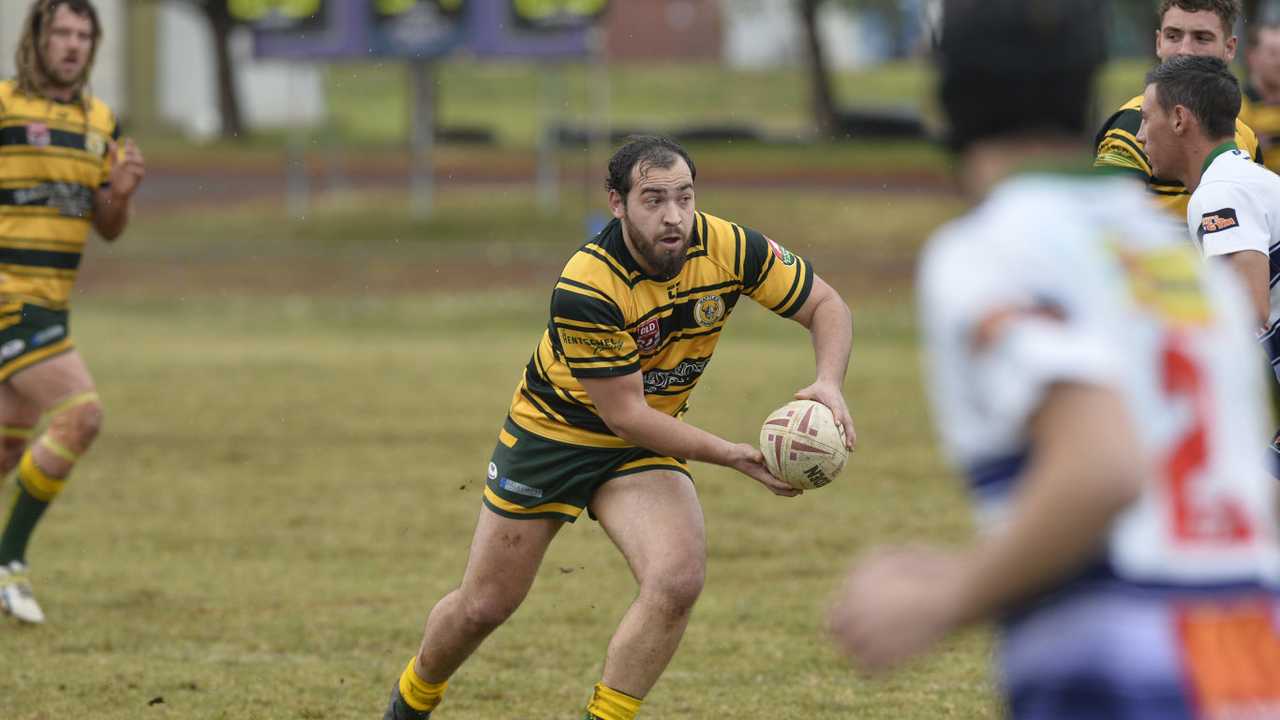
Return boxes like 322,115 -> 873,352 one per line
1189,181 -> 1271,259
1093,108 -> 1152,179
739,226 -> 813,317
920,232 -> 1120,433
548,279 -> 640,379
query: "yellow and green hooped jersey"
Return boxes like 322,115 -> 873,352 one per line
509,211 -> 814,448
1094,93 -> 1262,220
0,80 -> 117,310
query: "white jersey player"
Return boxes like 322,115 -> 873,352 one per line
1138,54 -> 1280,474
1188,145 -> 1280,367
828,3 -> 1280,718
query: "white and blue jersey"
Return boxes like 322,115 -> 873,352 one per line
921,173 -> 1280,720
1186,144 -> 1280,369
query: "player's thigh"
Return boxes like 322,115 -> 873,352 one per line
590,469 -> 706,583
458,504 -> 562,603
0,381 -> 42,428
7,350 -> 96,411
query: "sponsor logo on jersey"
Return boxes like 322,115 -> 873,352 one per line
644,357 -> 709,393
12,182 -> 94,218
561,331 -> 624,354
634,317 -> 661,352
1200,208 -> 1239,235
500,477 -> 543,498
765,236 -> 796,266
693,294 -> 725,327
84,131 -> 107,157
487,462 -> 498,481
26,123 -> 50,148
0,339 -> 24,360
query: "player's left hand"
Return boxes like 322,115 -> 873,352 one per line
107,138 -> 146,199
795,381 -> 855,449
826,545 -> 966,673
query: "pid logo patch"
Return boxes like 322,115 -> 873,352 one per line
634,317 -> 661,352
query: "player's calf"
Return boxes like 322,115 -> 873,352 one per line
0,427 -> 34,476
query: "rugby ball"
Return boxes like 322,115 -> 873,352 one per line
759,400 -> 848,490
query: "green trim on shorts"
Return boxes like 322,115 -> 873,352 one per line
482,417 -> 691,523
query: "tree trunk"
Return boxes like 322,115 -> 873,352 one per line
203,2 -> 246,140
798,0 -> 839,139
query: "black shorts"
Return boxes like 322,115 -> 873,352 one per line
483,417 -> 692,523
0,303 -> 73,382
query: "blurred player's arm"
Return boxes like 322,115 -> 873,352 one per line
93,138 -> 146,241
579,372 -> 799,496
783,274 -> 855,447
944,382 -> 1143,622
829,382 -> 1143,671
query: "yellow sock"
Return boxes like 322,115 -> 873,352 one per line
398,659 -> 447,713
585,682 -> 643,720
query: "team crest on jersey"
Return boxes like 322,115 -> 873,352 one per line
1200,208 -> 1239,235
634,317 -> 661,352
26,123 -> 50,148
694,294 -> 725,327
765,236 -> 796,266
84,132 -> 107,157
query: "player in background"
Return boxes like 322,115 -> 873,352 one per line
1094,0 -> 1263,217
1137,54 -> 1280,472
0,0 -> 145,624
381,135 -> 855,720
828,0 -> 1280,716
1240,21 -> 1280,173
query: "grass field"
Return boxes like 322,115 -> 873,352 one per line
0,184 -> 1004,719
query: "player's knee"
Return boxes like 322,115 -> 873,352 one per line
460,589 -> 523,632
56,401 -> 104,451
642,560 -> 705,615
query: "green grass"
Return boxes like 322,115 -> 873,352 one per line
0,188 -> 996,718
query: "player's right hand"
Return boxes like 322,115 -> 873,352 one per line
726,442 -> 801,497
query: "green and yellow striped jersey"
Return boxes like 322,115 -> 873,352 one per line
1094,93 -> 1262,219
1240,86 -> 1280,175
0,79 -> 117,310
509,211 -> 813,448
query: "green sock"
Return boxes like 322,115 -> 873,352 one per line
0,484 -> 50,565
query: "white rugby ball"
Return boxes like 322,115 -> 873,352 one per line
758,400 -> 848,490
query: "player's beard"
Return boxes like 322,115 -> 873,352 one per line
623,214 -> 691,280
40,49 -> 85,90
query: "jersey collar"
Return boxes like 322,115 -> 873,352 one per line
1201,140 -> 1239,176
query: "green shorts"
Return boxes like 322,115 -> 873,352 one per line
0,303 -> 73,382
483,417 -> 692,523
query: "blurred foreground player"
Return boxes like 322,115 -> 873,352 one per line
828,1 -> 1280,717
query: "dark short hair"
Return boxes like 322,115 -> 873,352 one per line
1146,55 -> 1240,139
605,136 -> 696,197
937,0 -> 1105,151
1158,0 -> 1240,37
